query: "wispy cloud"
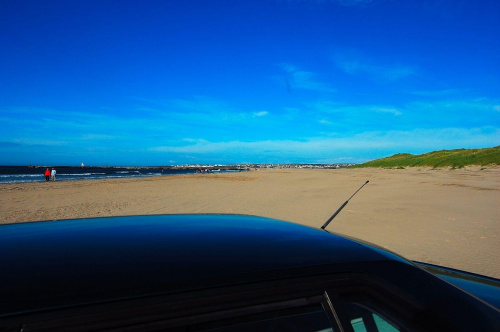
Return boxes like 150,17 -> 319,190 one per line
334,53 -> 417,82
11,138 -> 69,147
253,111 -> 269,117
407,89 -> 464,97
80,134 -> 116,140
279,63 -> 336,93
408,98 -> 500,118
0,107 -> 162,150
319,119 -> 333,125
2,93 -> 497,165
149,127 -> 499,163
308,101 -> 404,121
304,96 -> 500,134
371,107 -> 402,116
129,97 -> 277,136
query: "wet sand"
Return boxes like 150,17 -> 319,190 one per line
1,166 -> 499,278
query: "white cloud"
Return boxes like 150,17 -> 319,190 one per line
371,107 -> 402,116
334,52 -> 417,82
347,128 -> 500,150
11,138 -> 69,147
409,98 -> 500,114
81,134 -> 116,140
408,89 -> 464,97
253,111 -> 269,117
149,127 -> 499,163
308,101 -> 403,118
339,60 -> 415,81
279,63 -> 336,93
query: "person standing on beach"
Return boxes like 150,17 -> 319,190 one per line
44,168 -> 50,182
51,168 -> 56,181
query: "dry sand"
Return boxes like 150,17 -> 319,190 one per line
1,167 -> 499,278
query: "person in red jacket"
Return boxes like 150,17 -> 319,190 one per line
44,168 -> 50,182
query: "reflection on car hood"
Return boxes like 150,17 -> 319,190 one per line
415,261 -> 500,310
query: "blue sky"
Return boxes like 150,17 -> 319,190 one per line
1,0 -> 499,166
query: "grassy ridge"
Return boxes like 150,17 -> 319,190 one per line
352,146 -> 500,168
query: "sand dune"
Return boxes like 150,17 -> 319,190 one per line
1,167 -> 498,278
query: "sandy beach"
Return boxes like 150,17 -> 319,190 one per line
1,167 -> 499,278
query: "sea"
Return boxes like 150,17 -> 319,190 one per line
0,166 -> 236,184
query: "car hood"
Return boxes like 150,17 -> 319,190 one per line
414,261 -> 500,310
0,214 -> 403,316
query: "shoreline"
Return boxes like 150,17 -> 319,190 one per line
0,166 -> 252,184
1,167 -> 499,278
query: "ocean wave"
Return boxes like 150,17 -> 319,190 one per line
0,179 -> 44,184
59,173 -> 106,176
0,167 -> 209,184
0,174 -> 42,178
86,175 -> 132,179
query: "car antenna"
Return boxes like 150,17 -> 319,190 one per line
321,180 -> 369,230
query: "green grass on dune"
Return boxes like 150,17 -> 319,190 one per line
351,146 -> 500,169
